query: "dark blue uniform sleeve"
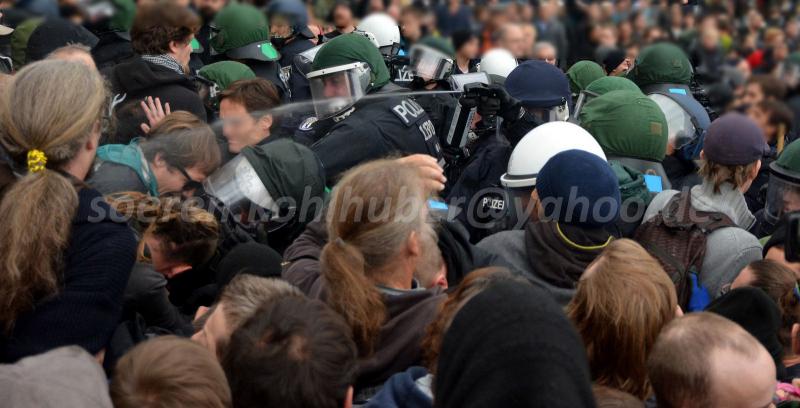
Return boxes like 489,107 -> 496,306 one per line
311,121 -> 390,185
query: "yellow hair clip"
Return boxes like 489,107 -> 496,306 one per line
27,149 -> 47,173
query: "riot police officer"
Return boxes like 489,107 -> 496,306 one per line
209,2 -> 288,100
304,33 -> 443,185
408,36 -> 460,152
626,42 -> 712,190
266,0 -> 316,101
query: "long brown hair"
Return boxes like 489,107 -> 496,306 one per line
567,238 -> 678,399
0,61 -> 108,330
106,192 -> 219,267
320,159 -> 427,356
742,259 -> 800,352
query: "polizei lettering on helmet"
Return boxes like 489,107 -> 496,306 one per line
391,99 -> 426,126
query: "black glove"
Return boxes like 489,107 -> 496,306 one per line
491,84 -> 521,123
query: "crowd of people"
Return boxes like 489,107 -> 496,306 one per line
5,0 -> 800,407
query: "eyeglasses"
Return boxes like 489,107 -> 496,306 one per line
173,164 -> 204,193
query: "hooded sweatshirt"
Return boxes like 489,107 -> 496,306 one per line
282,219 -> 445,391
643,180 -> 763,299
478,221 -> 612,306
105,55 -> 207,143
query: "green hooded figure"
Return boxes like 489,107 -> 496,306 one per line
210,3 -> 280,62
585,76 -> 642,96
626,42 -> 693,88
579,90 -> 669,162
311,33 -> 390,90
10,18 -> 43,68
567,61 -> 605,95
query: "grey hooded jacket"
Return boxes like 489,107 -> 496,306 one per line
642,180 -> 763,299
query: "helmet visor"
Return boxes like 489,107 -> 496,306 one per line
409,44 -> 453,81
307,62 -> 369,119
649,93 -> 696,150
766,166 -> 800,225
294,44 -> 323,79
573,90 -> 599,121
202,155 -> 279,215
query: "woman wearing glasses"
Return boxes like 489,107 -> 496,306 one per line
89,110 -> 221,197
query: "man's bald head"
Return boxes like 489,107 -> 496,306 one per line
648,313 -> 776,408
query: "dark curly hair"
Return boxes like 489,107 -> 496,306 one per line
131,1 -> 200,55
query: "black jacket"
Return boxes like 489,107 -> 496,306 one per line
122,263 -> 192,335
311,90 -> 444,185
91,31 -> 134,71
0,188 -> 137,362
105,56 -> 207,144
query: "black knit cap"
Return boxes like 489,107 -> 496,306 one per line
433,280 -> 596,408
705,287 -> 787,381
25,18 -> 98,63
216,242 -> 284,287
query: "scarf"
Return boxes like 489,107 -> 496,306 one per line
524,220 -> 614,289
141,54 -> 184,75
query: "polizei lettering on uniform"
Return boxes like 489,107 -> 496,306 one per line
391,99 -> 426,126
419,119 -> 436,141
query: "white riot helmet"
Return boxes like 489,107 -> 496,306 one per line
478,48 -> 518,83
501,121 -> 607,189
356,13 -> 401,57
500,121 -> 606,229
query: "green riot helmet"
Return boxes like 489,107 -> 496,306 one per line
766,141 -> 800,225
209,3 -> 280,62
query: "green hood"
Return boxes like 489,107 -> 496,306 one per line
585,76 -> 642,96
418,36 -> 455,59
579,90 -> 668,162
609,161 -> 652,206
567,61 -> 605,94
211,3 -> 274,57
108,0 -> 136,32
626,42 -> 692,88
10,17 -> 43,68
776,140 -> 800,173
199,61 -> 256,90
241,139 -> 325,211
311,33 -> 390,89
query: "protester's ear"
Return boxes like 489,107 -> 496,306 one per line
435,271 -> 448,289
165,264 -> 193,279
343,386 -> 354,408
152,152 -> 167,169
792,323 -> 800,355
168,40 -> 182,55
259,114 -> 273,133
699,150 -> 706,160
407,230 -> 421,258
752,160 -> 762,179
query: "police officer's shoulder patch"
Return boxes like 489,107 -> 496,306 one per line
298,116 -> 318,131
391,99 -> 426,127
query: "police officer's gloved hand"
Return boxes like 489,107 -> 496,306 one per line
490,84 -> 521,123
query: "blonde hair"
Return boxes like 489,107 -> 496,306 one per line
567,239 -> 678,399
112,336 -> 232,408
0,61 -> 108,330
698,159 -> 759,194
320,159 -> 427,355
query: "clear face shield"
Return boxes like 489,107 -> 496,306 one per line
648,93 -> 697,151
765,163 -> 800,226
202,155 -> 280,217
307,62 -> 371,119
409,44 -> 454,82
